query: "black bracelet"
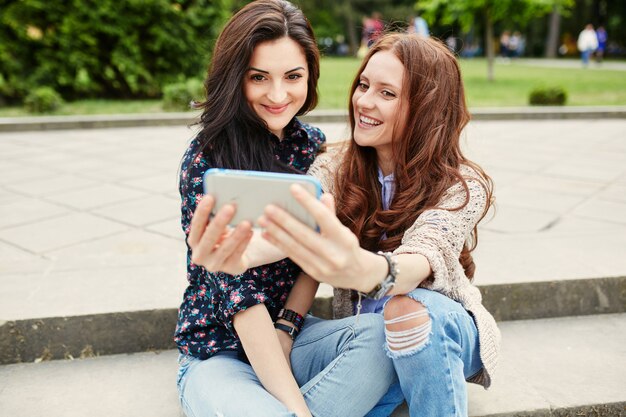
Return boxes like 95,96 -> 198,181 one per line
277,308 -> 305,332
274,322 -> 298,341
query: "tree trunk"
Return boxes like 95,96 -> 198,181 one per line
343,0 -> 358,56
485,9 -> 494,82
545,5 -> 561,58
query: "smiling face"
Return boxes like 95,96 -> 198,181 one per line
244,37 -> 309,139
352,50 -> 407,169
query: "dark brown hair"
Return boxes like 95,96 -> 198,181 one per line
195,0 -> 320,171
335,33 -> 493,280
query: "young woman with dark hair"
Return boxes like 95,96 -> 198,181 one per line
175,1 -> 394,417
256,33 -> 501,416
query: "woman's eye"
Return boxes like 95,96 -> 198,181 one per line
382,90 -> 396,98
287,73 -> 303,80
358,81 -> 369,91
251,74 -> 265,82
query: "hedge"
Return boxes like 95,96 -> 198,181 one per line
0,0 -> 233,103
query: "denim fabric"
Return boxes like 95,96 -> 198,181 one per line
177,313 -> 395,417
367,288 -> 483,417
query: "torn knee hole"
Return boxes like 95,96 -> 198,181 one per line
384,303 -> 431,352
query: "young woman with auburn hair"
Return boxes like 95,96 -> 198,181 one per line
258,33 -> 501,416
176,1 -> 395,417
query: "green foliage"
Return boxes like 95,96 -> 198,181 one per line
528,86 -> 567,106
162,79 -> 204,111
23,87 -> 64,113
418,0 -> 573,33
0,0 -> 233,102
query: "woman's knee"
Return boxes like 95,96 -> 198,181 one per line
383,295 -> 431,355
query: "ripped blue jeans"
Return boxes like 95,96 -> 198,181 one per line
176,313 -> 396,417
365,288 -> 483,417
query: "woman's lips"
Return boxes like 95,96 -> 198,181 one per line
263,104 -> 289,114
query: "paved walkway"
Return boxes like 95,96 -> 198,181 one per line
499,57 -> 626,71
0,120 -> 625,321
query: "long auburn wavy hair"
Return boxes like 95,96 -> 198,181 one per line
193,0 -> 319,173
335,33 -> 493,280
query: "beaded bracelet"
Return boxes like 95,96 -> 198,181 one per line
277,308 -> 305,333
361,251 -> 398,300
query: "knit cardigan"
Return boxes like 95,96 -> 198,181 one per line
308,146 -> 500,389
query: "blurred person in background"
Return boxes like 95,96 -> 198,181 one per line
577,23 -> 598,67
595,25 -> 608,64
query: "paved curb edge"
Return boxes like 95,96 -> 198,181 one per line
1,276 -> 624,365
1,107 -> 626,132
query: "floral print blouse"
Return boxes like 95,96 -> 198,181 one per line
174,118 -> 325,360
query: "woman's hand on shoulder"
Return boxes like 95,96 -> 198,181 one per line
187,195 -> 253,275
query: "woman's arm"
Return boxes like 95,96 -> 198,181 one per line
258,184 -> 476,295
275,273 -> 319,367
234,304 -> 311,417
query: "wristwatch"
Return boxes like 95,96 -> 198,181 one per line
363,251 -> 398,300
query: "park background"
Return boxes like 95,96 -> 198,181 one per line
1,0 -> 626,114
1,1 -> 625,417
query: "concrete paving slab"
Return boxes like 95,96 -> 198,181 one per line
42,184 -> 148,211
91,195 -> 179,227
82,162 -> 162,182
0,212 -> 130,253
512,174 -> 604,197
0,350 -> 182,417
596,183 -> 626,203
0,196 -> 69,229
145,218 -> 185,241
481,205 -> 560,233
0,241 -> 52,274
474,220 -> 626,284
542,160 -> 625,183
0,265 -> 186,321
572,198 -> 626,225
119,173 -> 180,194
0,165 -> 59,186
45,229 -> 185,270
495,186 -> 587,213
1,314 -> 623,417
5,173 -> 98,197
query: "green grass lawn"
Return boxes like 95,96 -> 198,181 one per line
460,59 -> 626,107
1,58 -> 625,117
318,57 -> 626,108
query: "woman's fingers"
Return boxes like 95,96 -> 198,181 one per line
320,193 -> 336,214
290,185 -> 343,235
224,227 -> 254,272
259,214 -> 321,274
210,221 -> 253,270
187,195 -> 215,247
260,203 -> 324,256
191,204 -> 237,266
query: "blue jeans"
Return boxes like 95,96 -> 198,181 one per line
177,313 -> 396,417
366,288 -> 484,417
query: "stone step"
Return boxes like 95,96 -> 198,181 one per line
2,106 -> 626,132
1,275 -> 624,365
1,314 -> 624,417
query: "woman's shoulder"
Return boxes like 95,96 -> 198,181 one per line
307,143 -> 347,192
294,119 -> 326,144
438,163 -> 490,210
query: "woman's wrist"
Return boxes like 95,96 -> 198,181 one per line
354,249 -> 389,293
